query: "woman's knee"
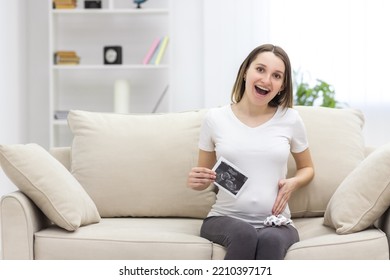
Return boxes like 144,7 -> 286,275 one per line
256,226 -> 299,260
222,219 -> 258,260
228,225 -> 257,244
201,216 -> 257,244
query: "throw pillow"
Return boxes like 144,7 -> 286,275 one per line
323,142 -> 390,234
0,143 -> 101,231
67,110 -> 216,218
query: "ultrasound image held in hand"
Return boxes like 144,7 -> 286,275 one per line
212,157 -> 248,197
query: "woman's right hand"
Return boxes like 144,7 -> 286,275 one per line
187,167 -> 216,190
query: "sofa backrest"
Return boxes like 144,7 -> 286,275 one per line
66,109 -> 215,219
288,106 -> 365,218
52,106 -> 365,219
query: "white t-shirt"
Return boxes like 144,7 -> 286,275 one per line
199,105 -> 309,228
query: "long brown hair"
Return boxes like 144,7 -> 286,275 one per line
231,44 -> 293,108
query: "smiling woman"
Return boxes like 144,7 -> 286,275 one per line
187,44 -> 314,260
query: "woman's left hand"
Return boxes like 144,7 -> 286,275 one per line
272,149 -> 315,215
272,178 -> 298,216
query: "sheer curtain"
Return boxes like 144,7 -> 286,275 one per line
267,0 -> 390,146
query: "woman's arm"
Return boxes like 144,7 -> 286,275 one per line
272,148 -> 315,215
187,149 -> 217,191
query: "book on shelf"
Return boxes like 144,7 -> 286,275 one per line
143,35 -> 169,65
154,36 -> 169,65
142,37 -> 161,65
53,0 -> 77,9
54,51 -> 80,65
149,41 -> 161,65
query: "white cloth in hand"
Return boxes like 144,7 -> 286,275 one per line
264,214 -> 292,227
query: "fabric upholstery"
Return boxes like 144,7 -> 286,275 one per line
0,143 -> 100,231
288,106 -> 365,217
34,218 -> 212,260
33,217 -> 389,260
323,142 -> 390,234
285,217 -> 388,259
67,110 -> 216,218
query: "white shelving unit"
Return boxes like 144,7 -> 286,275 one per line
48,0 -> 171,147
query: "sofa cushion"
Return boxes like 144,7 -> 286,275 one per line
287,106 -> 365,218
67,110 -> 215,218
33,217 -> 389,260
323,142 -> 390,234
34,218 -> 213,260
0,143 -> 101,231
285,217 -> 389,259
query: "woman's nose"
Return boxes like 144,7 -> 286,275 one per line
262,74 -> 272,85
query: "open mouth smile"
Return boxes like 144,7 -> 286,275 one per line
255,85 -> 270,96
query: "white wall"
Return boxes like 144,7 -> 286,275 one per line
171,0 -> 271,111
170,0 -> 204,112
26,0 -> 50,148
0,0 -> 27,196
202,0 -> 270,108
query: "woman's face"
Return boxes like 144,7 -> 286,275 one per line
243,51 -> 285,107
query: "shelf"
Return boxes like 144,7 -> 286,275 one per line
52,9 -> 169,15
49,0 -> 171,147
52,64 -> 169,70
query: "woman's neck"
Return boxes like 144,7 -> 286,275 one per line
231,101 -> 278,128
233,98 -> 276,117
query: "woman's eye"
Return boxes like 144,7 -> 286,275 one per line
256,67 -> 264,72
273,73 -> 282,79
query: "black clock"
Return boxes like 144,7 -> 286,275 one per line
104,46 -> 122,65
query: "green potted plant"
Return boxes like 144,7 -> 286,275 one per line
293,70 -> 342,108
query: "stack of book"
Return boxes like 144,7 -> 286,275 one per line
54,51 -> 80,65
53,0 -> 77,9
142,36 -> 169,65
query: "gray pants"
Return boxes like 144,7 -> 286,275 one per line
201,216 -> 299,260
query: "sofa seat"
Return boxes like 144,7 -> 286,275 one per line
34,218 -> 212,260
212,218 -> 390,260
33,216 -> 389,260
286,218 -> 389,259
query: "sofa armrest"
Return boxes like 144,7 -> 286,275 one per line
1,191 -> 50,259
376,207 -> 390,255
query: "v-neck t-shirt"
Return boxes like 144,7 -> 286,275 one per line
199,104 -> 309,228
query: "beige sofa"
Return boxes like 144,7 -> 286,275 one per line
1,106 -> 390,260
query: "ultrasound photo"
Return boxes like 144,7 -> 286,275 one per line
212,157 -> 248,197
